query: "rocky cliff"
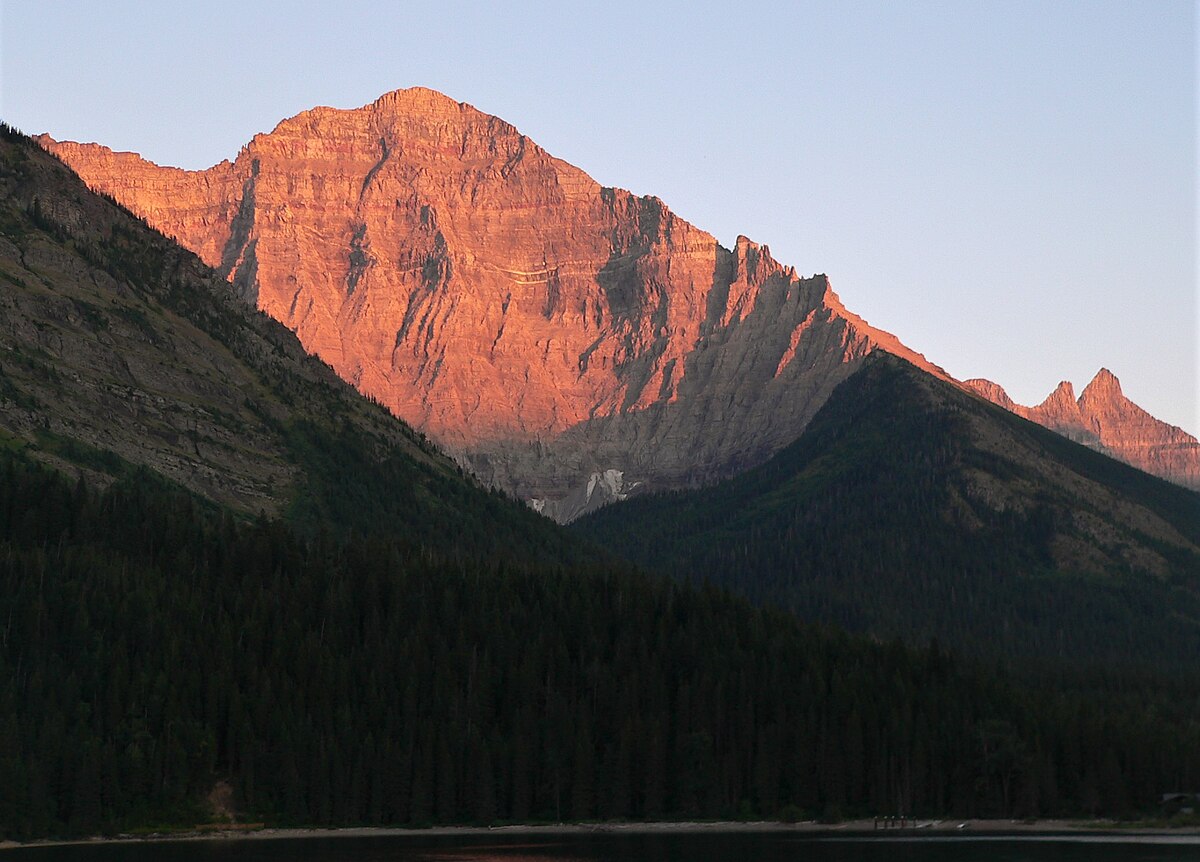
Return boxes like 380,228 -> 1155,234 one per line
39,87 -> 943,517
964,371 -> 1200,490
0,126 -> 595,559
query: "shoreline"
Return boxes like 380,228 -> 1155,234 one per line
4,818 -> 1200,851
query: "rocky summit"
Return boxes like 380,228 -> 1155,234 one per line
39,87 -> 943,519
964,370 -> 1200,490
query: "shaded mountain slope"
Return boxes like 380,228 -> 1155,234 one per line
0,126 -> 584,560
965,371 -> 1200,490
577,354 -> 1200,667
38,88 -> 944,518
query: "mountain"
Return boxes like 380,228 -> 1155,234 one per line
37,87 -> 945,519
38,89 -> 1197,514
577,353 -> 1200,667
23,88 -> 1200,658
5,122 -> 1200,840
0,124 -> 587,560
964,371 -> 1200,490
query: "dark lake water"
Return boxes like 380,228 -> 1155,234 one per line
7,832 -> 1200,862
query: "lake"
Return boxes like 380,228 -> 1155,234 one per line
6,831 -> 1200,861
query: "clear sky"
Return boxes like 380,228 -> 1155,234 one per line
2,0 -> 1196,433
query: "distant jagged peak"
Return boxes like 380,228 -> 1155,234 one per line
1079,367 -> 1126,405
1076,367 -> 1172,437
964,370 -> 1199,490
1039,380 -> 1078,407
967,372 -> 1124,416
1030,380 -> 1084,427
967,370 -> 1144,421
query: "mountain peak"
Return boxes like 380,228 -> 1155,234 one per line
294,87 -> 475,123
1081,367 -> 1123,400
262,85 -> 528,160
364,86 -> 502,128
30,89 -> 957,515
1040,380 -> 1078,408
374,85 -> 462,107
1024,380 -> 1087,437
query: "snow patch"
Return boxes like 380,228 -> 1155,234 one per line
527,468 -> 640,523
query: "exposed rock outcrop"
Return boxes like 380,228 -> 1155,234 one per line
40,88 -> 944,516
964,371 -> 1200,490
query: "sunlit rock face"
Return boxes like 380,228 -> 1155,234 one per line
41,87 -> 946,517
965,370 -> 1200,491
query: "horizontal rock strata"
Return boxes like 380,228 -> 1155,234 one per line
41,88 -> 945,516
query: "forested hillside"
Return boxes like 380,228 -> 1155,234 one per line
2,451 -> 1199,840
577,355 -> 1200,669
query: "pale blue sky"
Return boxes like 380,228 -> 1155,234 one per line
2,0 -> 1195,433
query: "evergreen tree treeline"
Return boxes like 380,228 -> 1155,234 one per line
576,357 -> 1200,669
1,452 -> 1199,840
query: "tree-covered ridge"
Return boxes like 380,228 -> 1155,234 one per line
2,451 -> 1199,840
576,354 -> 1200,668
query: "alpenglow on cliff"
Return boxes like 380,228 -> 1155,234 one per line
41,88 -> 944,518
39,88 -> 1197,514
